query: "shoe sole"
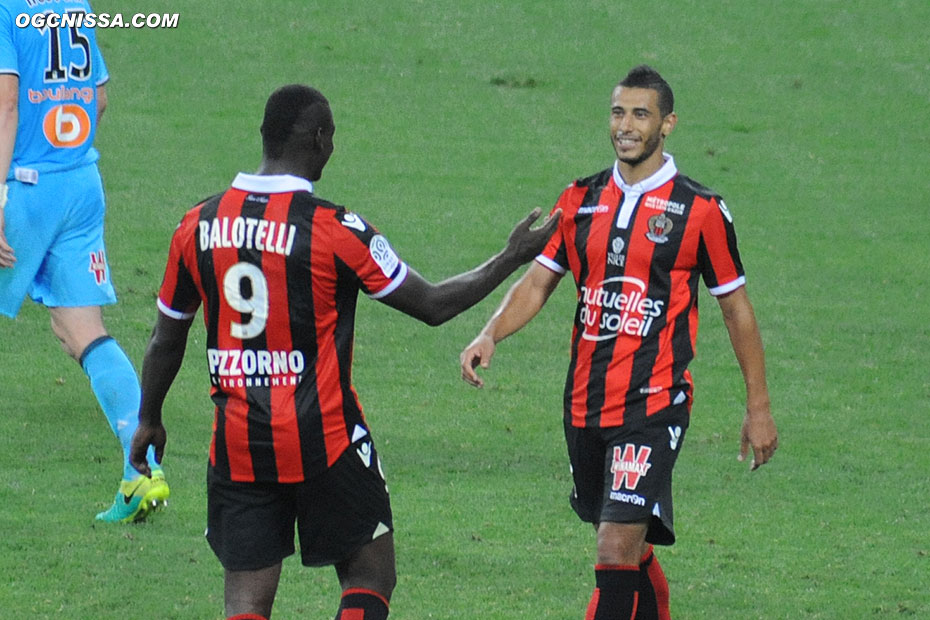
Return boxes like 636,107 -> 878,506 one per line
130,484 -> 171,523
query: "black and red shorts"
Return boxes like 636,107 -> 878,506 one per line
564,403 -> 689,545
206,438 -> 393,571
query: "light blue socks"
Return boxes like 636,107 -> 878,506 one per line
80,336 -> 158,480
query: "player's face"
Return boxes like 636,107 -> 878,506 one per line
609,86 -> 676,168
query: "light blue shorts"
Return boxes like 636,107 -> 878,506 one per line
0,164 -> 117,318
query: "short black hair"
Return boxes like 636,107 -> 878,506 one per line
260,84 -> 332,159
618,65 -> 674,117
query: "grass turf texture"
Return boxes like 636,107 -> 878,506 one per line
1,0 -> 928,617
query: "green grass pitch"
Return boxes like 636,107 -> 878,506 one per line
1,1 -> 928,617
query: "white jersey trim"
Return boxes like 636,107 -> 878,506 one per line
231,173 -> 313,194
157,297 -> 196,320
535,254 -> 566,275
612,155 -> 678,229
612,153 -> 678,194
708,276 -> 746,297
367,262 -> 409,300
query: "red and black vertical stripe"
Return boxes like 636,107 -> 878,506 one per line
553,167 -> 745,430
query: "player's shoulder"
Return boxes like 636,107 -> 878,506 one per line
556,167 -> 613,209
0,2 -> 20,41
572,167 -> 614,191
169,192 -> 223,237
671,172 -> 738,224
187,191 -> 224,218
300,192 -> 350,221
0,0 -> 90,15
672,172 -> 721,202
301,191 -> 343,213
303,194 -> 382,242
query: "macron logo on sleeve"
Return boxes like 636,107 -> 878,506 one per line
341,213 -> 367,232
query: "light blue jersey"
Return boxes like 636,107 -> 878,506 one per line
0,0 -> 108,177
0,2 -> 165,494
0,0 -> 114,317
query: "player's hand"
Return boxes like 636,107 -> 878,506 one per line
505,207 -> 561,264
460,333 -> 496,388
129,421 -> 167,477
0,201 -> 15,269
738,406 -> 777,471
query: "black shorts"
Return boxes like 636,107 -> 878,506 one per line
565,403 -> 689,546
206,439 -> 393,571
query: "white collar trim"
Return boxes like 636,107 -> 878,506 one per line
231,173 -> 313,194
612,154 -> 677,194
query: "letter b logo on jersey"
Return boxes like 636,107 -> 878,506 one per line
43,104 -> 91,148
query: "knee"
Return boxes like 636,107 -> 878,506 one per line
224,565 -> 281,618
343,560 -> 396,600
596,546 -> 640,566
48,308 -> 108,362
49,315 -> 79,359
596,522 -> 649,566
336,535 -> 397,600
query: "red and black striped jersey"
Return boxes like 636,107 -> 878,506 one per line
157,173 -> 409,482
538,156 -> 745,429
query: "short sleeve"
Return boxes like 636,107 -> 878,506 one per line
331,211 -> 409,299
0,7 -> 18,75
157,212 -> 203,319
698,197 -> 745,296
536,187 -> 576,275
92,37 -> 108,86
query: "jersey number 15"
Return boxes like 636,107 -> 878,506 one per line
39,10 -> 91,83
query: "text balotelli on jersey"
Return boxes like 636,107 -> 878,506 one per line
199,216 -> 297,257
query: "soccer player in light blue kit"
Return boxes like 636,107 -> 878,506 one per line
0,1 -> 168,522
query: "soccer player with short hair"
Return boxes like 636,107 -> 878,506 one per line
129,84 -> 559,620
0,0 -> 168,522
460,65 -> 778,619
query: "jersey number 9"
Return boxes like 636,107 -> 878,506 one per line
223,263 -> 269,340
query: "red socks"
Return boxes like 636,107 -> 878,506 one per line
335,588 -> 390,620
636,547 -> 671,620
585,548 -> 671,620
227,588 -> 389,620
585,564 -> 640,620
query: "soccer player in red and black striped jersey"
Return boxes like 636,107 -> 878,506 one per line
461,65 -> 778,619
128,84 -> 559,620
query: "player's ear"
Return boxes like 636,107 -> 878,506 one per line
310,125 -> 329,152
661,112 -> 678,138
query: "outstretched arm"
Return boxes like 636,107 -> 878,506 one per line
129,312 -> 194,477
460,260 -> 562,387
379,207 -> 560,326
717,286 -> 778,470
0,74 -> 18,268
